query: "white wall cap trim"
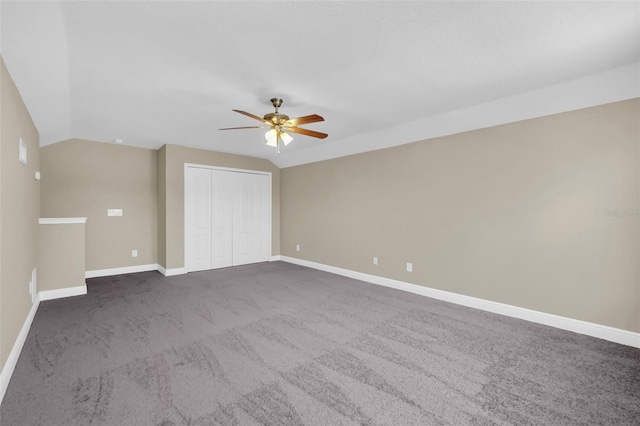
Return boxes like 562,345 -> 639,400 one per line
39,217 -> 87,224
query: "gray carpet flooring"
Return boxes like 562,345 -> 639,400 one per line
1,261 -> 639,425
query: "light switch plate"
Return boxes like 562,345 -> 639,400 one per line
19,138 -> 27,165
107,209 -> 123,216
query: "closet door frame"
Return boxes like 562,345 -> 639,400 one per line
184,163 -> 272,272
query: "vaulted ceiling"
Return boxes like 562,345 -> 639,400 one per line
2,1 -> 639,167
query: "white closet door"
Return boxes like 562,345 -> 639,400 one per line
186,166 -> 270,272
211,170 -> 233,268
232,172 -> 270,266
185,167 -> 213,272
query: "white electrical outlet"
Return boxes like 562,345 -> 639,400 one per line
406,262 -> 413,272
373,257 -> 378,265
296,244 -> 300,252
132,249 -> 138,257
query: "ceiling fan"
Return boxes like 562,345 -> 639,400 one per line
220,98 -> 328,156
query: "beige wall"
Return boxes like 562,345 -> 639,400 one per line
40,139 -> 157,271
281,99 -> 640,332
162,144 -> 280,269
0,57 -> 40,371
39,139 -> 280,273
38,223 -> 85,291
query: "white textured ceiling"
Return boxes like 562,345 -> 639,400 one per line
2,1 -> 639,167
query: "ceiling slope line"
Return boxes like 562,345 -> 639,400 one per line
275,62 -> 640,168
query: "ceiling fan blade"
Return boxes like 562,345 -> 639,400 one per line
285,114 -> 324,127
219,126 -> 267,130
287,126 -> 328,139
233,109 -> 268,123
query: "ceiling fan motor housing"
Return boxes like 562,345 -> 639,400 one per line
263,112 -> 290,126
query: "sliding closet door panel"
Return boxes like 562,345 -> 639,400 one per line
251,174 -> 269,258
185,167 -> 212,272
233,173 -> 270,266
233,174 -> 248,261
211,170 -> 233,269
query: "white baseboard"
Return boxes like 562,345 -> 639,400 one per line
39,284 -> 87,301
280,256 -> 640,348
157,265 -> 187,277
0,295 -> 40,405
85,263 -> 190,278
85,263 -> 158,278
270,255 -> 281,261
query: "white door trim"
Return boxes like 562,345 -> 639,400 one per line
184,163 -> 272,272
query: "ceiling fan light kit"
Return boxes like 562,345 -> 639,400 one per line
220,98 -> 327,157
